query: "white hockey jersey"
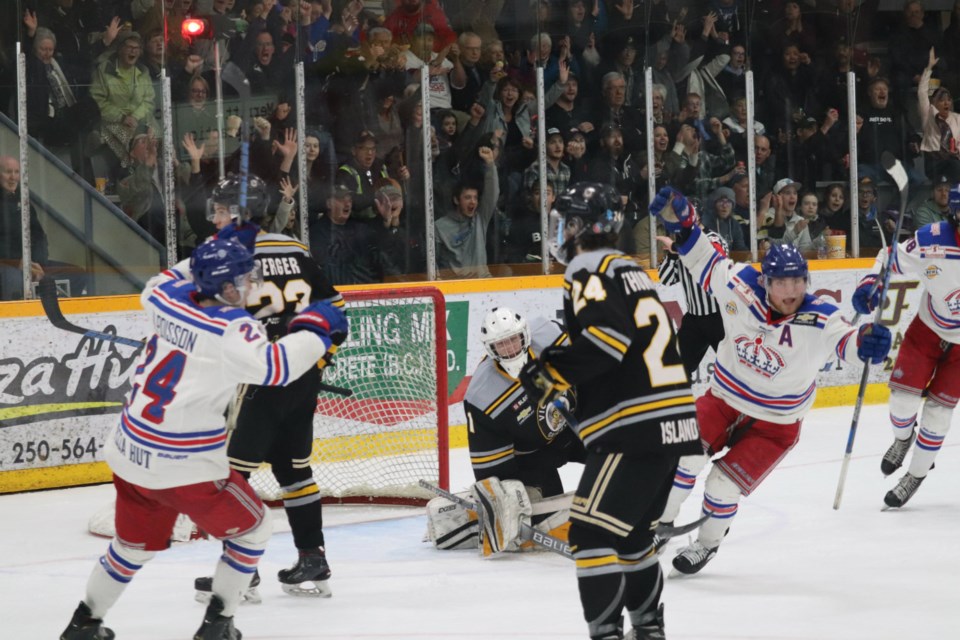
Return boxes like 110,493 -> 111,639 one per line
864,221 -> 960,345
105,272 -> 331,489
678,226 -> 863,424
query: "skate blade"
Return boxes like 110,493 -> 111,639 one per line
195,587 -> 262,605
668,568 -> 692,579
280,580 -> 332,598
881,504 -> 900,512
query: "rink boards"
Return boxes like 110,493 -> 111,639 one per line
0,260 -> 922,494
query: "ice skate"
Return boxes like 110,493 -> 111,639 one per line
881,430 -> 915,476
626,604 -> 665,640
670,540 -> 718,577
194,570 -> 261,605
60,601 -> 115,640
193,595 -> 241,640
883,473 -> 926,510
278,547 -> 332,597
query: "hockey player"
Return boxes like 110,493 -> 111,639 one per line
519,182 -> 703,640
60,238 -> 347,640
649,186 -> 892,576
194,175 -> 345,600
467,307 -> 584,497
852,183 -> 960,508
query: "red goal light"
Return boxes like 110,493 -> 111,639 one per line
181,17 -> 210,41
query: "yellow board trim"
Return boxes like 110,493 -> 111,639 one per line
0,402 -> 122,421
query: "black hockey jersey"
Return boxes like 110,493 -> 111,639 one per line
548,248 -> 701,456
247,232 -> 343,340
464,317 -> 580,481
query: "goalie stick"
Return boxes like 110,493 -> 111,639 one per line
38,277 -> 353,397
832,151 -> 909,510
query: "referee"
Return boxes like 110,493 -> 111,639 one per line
657,225 -> 727,377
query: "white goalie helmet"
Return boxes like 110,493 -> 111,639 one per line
480,307 -> 531,378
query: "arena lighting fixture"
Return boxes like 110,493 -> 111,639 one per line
180,17 -> 211,41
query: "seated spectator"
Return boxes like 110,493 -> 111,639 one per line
176,75 -> 218,150
404,23 -> 456,111
818,183 -> 852,237
594,35 -> 642,108
651,124 -> 694,190
701,186 -> 747,252
716,43 -> 747,102
337,131 -> 393,221
914,173 -> 953,227
856,177 -> 885,252
564,129 -> 590,182
730,173 -> 771,243
90,31 -> 157,176
791,112 -> 845,188
24,22 -> 80,165
918,48 -> 960,182
798,190 -> 830,252
546,73 -> 594,139
436,145 -> 499,278
583,124 -> 641,201
451,31 -> 486,112
753,134 -> 777,198
523,128 -> 571,196
592,71 -> 645,154
762,43 -> 818,135
767,178 -> 814,252
671,119 -> 739,202
504,183 -> 555,265
722,95 -> 765,161
0,156 -> 48,300
243,30 -> 292,96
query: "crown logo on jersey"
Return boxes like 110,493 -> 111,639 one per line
925,264 -> 942,279
946,289 -> 960,315
734,334 -> 785,378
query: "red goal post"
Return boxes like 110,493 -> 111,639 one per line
246,286 -> 449,506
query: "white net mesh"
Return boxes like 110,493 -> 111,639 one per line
247,287 -> 448,504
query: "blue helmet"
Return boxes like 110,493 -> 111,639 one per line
190,238 -> 257,306
949,184 -> 960,225
762,243 -> 808,280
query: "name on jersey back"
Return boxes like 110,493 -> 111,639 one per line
258,256 -> 303,277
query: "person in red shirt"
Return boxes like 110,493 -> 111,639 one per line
383,0 -> 456,53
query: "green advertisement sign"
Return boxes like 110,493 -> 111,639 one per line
445,301 -> 469,397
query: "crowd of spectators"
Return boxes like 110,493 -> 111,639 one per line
2,0 -> 960,292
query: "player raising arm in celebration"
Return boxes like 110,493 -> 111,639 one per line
852,184 -> 960,508
60,238 -> 347,640
194,176 -> 345,601
520,183 -> 702,640
649,186 -> 891,576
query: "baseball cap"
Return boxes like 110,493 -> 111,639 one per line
413,23 -> 435,36
798,116 -> 818,129
773,178 -> 802,194
355,130 -> 377,146
932,173 -> 952,187
546,127 -> 563,139
329,184 -> 353,199
728,172 -> 748,187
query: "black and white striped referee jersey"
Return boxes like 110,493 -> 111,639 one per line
657,230 -> 728,317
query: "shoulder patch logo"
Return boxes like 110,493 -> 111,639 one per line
725,301 -> 738,315
791,312 -> 819,326
925,264 -> 942,279
946,289 -> 960,316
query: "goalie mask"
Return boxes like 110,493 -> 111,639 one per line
206,174 -> 270,226
552,182 -> 624,264
480,307 -> 531,378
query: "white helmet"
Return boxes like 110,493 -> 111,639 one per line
480,307 -> 531,378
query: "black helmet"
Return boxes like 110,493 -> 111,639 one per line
553,182 -> 624,261
207,173 -> 270,222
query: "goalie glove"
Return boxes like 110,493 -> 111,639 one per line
473,478 -> 533,557
518,347 -> 571,407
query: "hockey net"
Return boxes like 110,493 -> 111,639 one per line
89,286 -> 448,537
246,286 -> 449,506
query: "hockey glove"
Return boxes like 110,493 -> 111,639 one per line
856,323 -> 892,365
215,220 -> 261,253
518,349 -> 571,406
289,302 -> 349,346
649,187 -> 696,234
852,275 -> 882,315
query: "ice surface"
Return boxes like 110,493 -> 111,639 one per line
3,404 -> 958,639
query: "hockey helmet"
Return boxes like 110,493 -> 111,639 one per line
206,173 -> 270,223
552,182 -> 624,263
480,307 -> 531,378
761,243 -> 808,280
949,183 -> 960,226
190,238 -> 258,306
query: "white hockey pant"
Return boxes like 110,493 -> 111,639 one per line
85,539 -> 157,619
697,466 -> 742,549
909,398 -> 954,479
658,453 -> 708,523
214,509 -> 273,616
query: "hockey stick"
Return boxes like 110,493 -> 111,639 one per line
38,278 -> 144,348
833,152 -> 909,510
38,278 -> 352,396
419,480 -> 574,559
655,515 -> 708,538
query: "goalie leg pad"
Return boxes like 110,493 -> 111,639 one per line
426,491 -> 480,550
474,478 -> 533,557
